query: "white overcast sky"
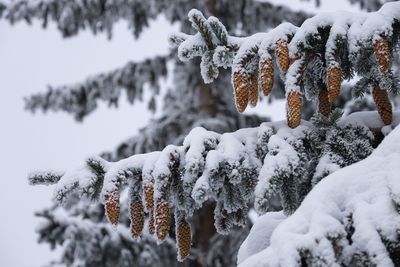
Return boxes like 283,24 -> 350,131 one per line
0,1 -> 359,266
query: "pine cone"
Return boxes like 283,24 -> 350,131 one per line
148,209 -> 155,235
259,59 -> 274,96
143,184 -> 154,212
248,72 -> 259,107
318,89 -> 332,117
287,92 -> 302,128
130,200 -> 145,238
176,220 -> 192,262
373,37 -> 390,73
275,39 -> 289,72
327,65 -> 341,103
104,191 -> 120,226
372,85 -> 392,125
232,72 -> 249,112
155,200 -> 170,241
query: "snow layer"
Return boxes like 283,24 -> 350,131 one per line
237,211 -> 286,265
239,124 -> 400,266
341,110 -> 400,130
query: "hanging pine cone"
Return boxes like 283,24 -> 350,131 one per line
373,37 -> 390,73
318,89 -> 332,117
143,184 -> 154,212
176,220 -> 192,262
130,200 -> 145,238
148,209 -> 155,235
104,191 -> 120,226
327,65 -> 342,103
155,200 -> 171,241
258,58 -> 274,96
372,85 -> 392,125
232,72 -> 249,112
275,39 -> 289,72
248,72 -> 259,107
287,92 -> 302,128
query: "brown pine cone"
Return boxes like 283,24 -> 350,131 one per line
372,85 -> 392,125
176,220 -> 192,262
104,191 -> 120,226
148,209 -> 155,235
259,59 -> 274,96
130,200 -> 145,238
248,72 -> 259,107
373,37 -> 390,73
155,200 -> 171,241
327,65 -> 342,103
275,39 -> 289,72
318,89 -> 332,117
287,92 -> 302,128
143,184 -> 154,212
232,72 -> 249,112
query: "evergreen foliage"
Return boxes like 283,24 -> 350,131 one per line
171,3 -> 400,128
4,0 -> 400,266
36,201 -> 179,267
32,110 -> 395,262
0,0 -> 309,266
238,125 -> 400,266
25,56 -> 168,121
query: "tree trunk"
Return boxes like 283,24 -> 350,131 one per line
182,1 -> 219,267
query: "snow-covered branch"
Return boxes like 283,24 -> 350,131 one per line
238,122 -> 400,266
1,0 -> 163,38
0,0 -> 308,38
36,204 -> 179,267
24,56 -> 168,121
171,3 -> 400,128
31,111 -> 399,261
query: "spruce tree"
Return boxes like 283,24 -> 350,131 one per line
3,0 -> 400,266
0,1 -> 308,266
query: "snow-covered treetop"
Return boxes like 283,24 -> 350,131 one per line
29,110 -> 400,261
238,121 -> 400,267
170,2 -> 400,128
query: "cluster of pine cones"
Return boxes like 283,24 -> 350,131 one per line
100,38 -> 393,263
104,184 -> 192,262
233,36 -> 393,128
